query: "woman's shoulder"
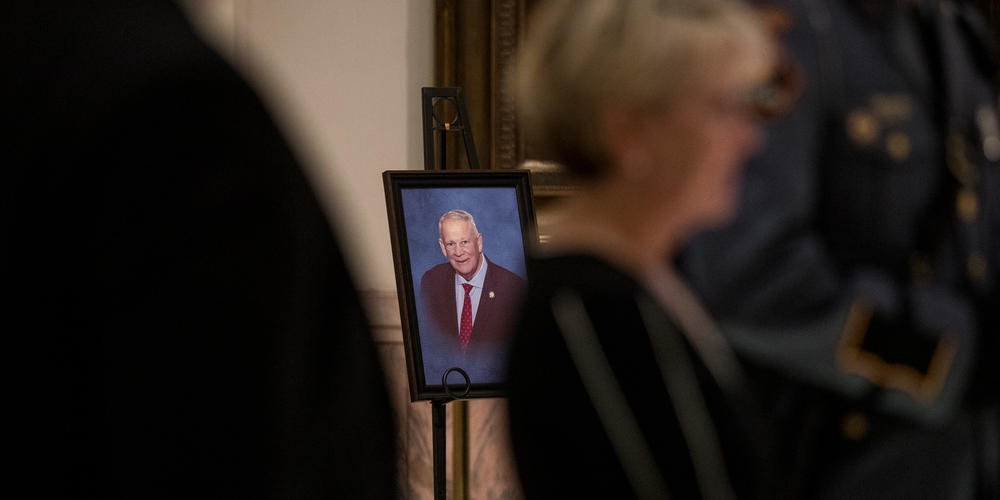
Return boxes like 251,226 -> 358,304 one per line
517,253 -> 674,350
525,253 -> 642,297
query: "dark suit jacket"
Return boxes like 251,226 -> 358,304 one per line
419,255 -> 525,351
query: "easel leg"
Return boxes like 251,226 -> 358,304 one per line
452,400 -> 468,500
432,400 -> 447,500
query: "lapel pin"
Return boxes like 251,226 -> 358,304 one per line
846,108 -> 878,146
886,132 -> 911,162
489,291 -> 495,299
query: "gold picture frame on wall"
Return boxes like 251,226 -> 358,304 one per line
434,0 -> 576,198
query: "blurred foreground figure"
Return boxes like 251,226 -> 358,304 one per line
3,2 -> 396,498
507,0 -> 776,498
681,0 -> 999,497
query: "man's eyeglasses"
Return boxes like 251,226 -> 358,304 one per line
443,239 -> 475,251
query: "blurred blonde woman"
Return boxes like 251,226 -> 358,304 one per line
506,1 -> 776,498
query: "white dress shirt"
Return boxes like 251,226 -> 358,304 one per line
454,255 -> 488,332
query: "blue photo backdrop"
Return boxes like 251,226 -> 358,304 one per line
401,186 -> 527,385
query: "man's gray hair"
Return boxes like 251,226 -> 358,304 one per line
438,209 -> 479,239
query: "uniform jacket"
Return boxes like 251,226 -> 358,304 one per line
680,0 -> 999,497
682,0 -> 997,397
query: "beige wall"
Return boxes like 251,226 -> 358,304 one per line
181,0 -> 427,480
182,0 -> 433,298
180,4 -> 523,498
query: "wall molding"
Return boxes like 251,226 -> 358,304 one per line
361,289 -> 404,343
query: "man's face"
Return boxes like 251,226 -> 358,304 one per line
438,219 -> 483,281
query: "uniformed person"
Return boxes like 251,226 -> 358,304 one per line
679,0 -> 999,497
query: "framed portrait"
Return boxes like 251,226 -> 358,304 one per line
383,170 -> 536,401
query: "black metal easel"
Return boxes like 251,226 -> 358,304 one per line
431,368 -> 473,500
422,86 -> 480,500
422,87 -> 480,172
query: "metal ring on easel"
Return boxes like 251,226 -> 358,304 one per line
441,367 -> 472,400
431,97 -> 461,130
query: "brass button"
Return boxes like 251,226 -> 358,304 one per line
976,107 -> 1000,161
841,411 -> 870,441
947,133 -> 976,184
910,254 -> 933,283
847,109 -> 879,146
870,94 -> 913,122
984,136 -> 1000,162
886,132 -> 911,162
967,252 -> 988,282
956,189 -> 978,222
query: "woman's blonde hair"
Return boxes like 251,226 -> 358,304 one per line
515,0 -> 774,178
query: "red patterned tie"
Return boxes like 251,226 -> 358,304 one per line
459,283 -> 473,352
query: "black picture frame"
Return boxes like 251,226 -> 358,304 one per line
383,170 -> 536,401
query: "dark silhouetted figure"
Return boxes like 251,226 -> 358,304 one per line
3,2 -> 397,498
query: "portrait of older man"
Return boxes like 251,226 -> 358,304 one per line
419,209 -> 525,358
